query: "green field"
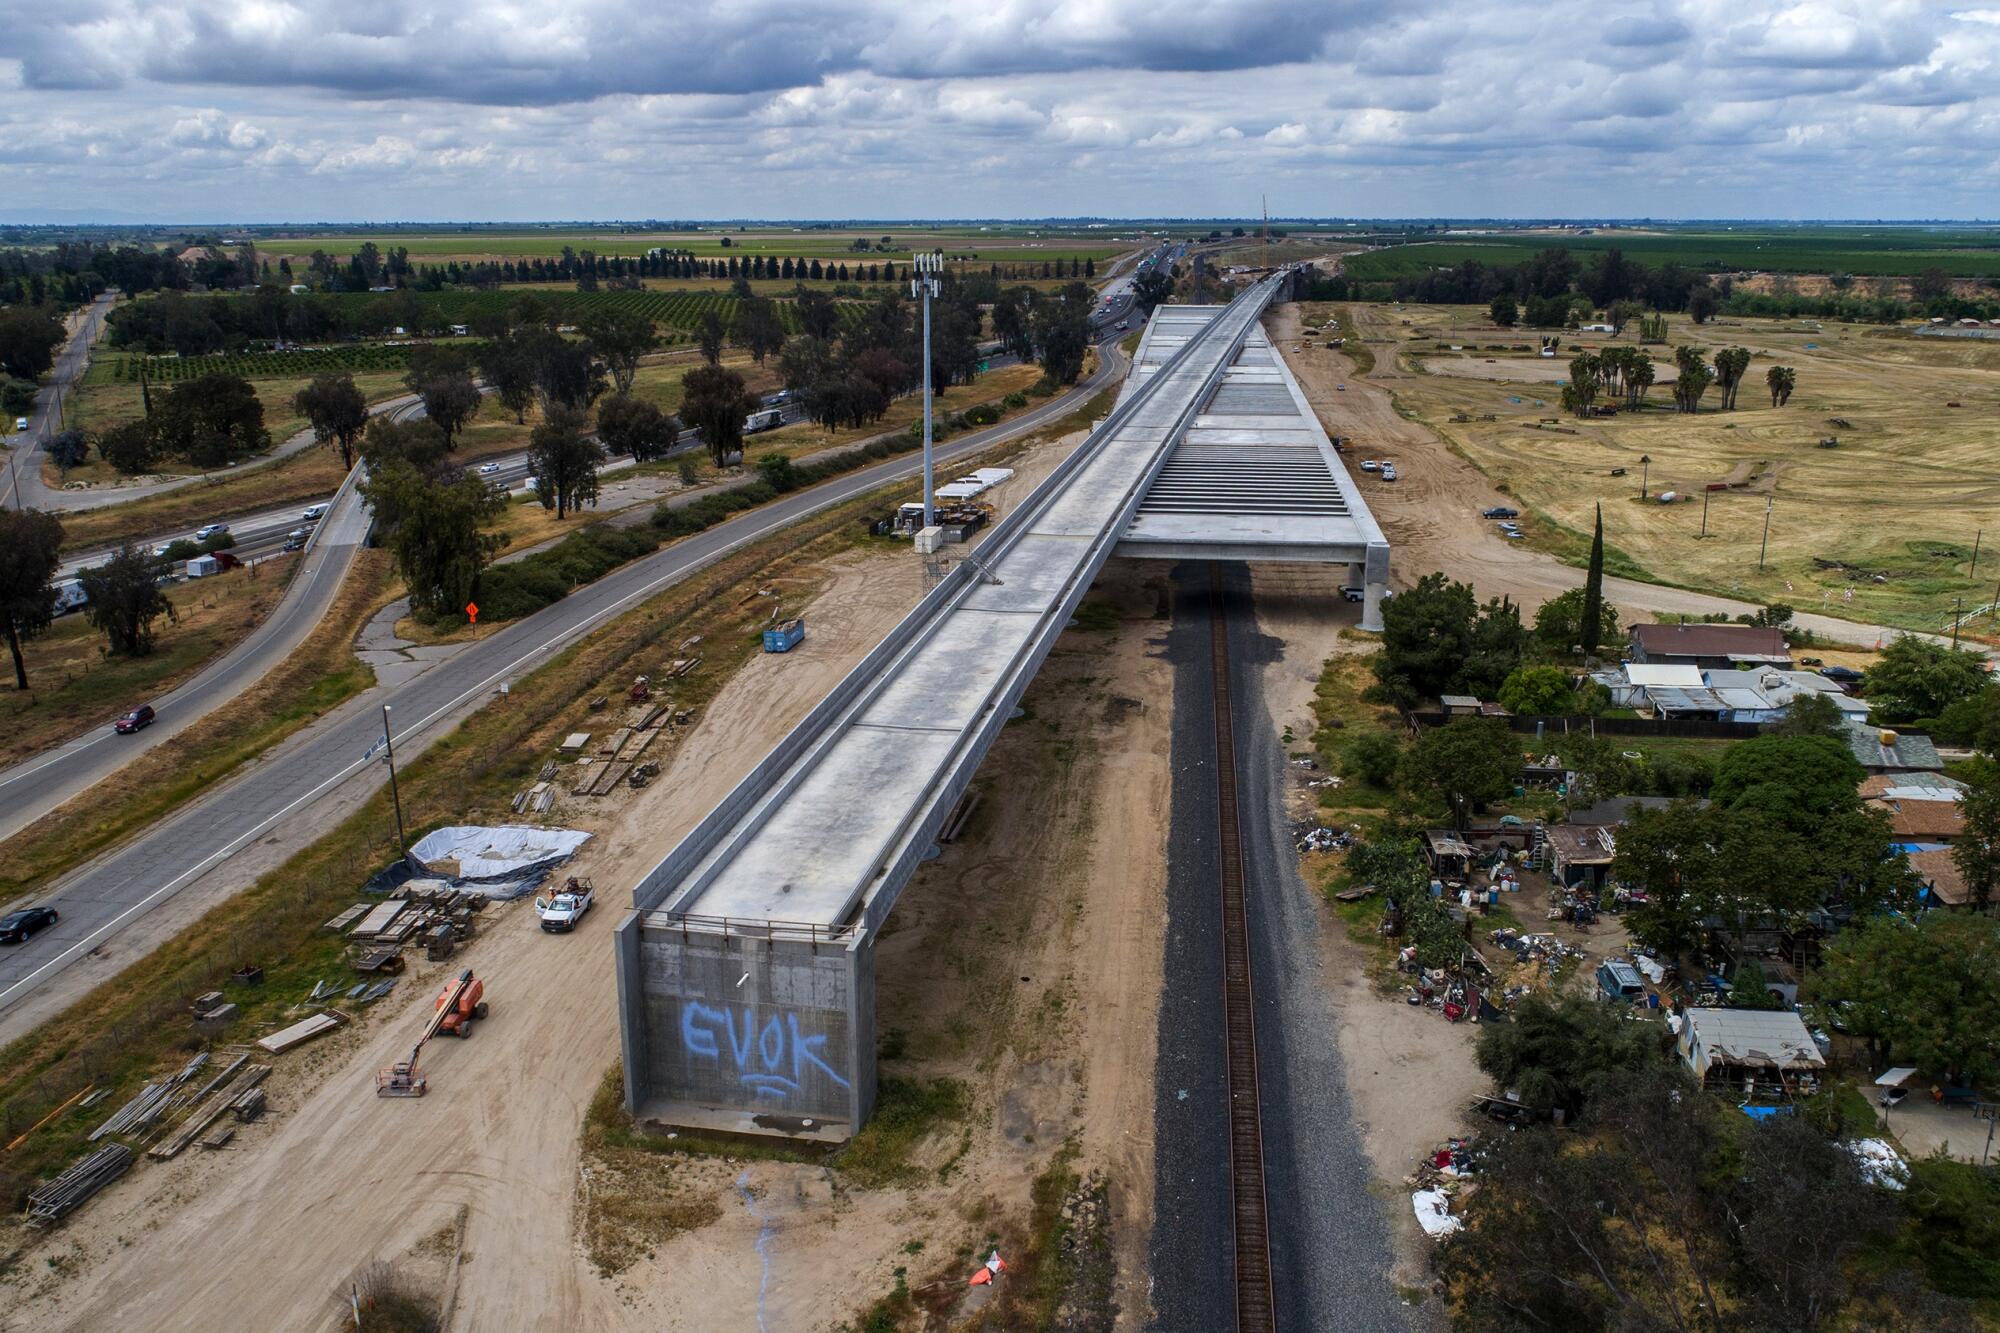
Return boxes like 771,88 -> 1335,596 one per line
1342,229 -> 2000,280
97,344 -> 420,382
247,226 -> 1135,265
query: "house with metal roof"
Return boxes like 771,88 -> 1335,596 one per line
1842,719 -> 1942,773
1629,623 -> 1791,669
1676,1007 -> 1825,1092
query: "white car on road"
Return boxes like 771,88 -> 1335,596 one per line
301,503 -> 328,522
478,462 -> 501,475
1380,463 -> 1398,482
194,523 -> 228,540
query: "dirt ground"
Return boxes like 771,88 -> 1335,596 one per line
0,428 -> 1173,1331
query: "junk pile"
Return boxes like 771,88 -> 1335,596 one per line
1398,950 -> 1497,1023
1406,1135 -> 1480,1241
27,1144 -> 132,1226
1488,928 -> 1585,976
1296,824 -> 1353,853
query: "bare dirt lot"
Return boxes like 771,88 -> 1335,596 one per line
0,432 -> 1176,1331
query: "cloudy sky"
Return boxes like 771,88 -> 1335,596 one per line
3,0 -> 1997,222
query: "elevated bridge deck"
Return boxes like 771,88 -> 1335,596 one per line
614,274 -> 1391,1137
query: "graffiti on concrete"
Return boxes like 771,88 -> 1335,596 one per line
680,1002 -> 851,1099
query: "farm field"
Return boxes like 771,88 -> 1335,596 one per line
1330,299 -> 2000,635
246,226 -> 1137,266
1341,227 -> 2000,280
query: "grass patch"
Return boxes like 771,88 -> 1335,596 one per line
834,1076 -> 970,1189
0,551 -> 392,904
1333,305 -> 1375,374
1069,599 -> 1120,633
576,1064 -> 730,1277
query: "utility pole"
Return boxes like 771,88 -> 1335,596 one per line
381,703 -> 409,863
911,251 -> 942,529
1972,529 -> 1983,579
1639,454 -> 1651,499
1953,597 -> 1964,651
1757,496 -> 1773,571
1700,484 -> 1711,538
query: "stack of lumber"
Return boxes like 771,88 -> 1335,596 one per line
148,1064 -> 270,1160
27,1144 -> 133,1225
87,1053 -> 210,1141
256,1012 -> 343,1054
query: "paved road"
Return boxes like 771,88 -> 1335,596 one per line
0,325 -> 1133,1039
1148,563 -> 1411,1332
1,294 -> 114,512
0,465 -> 374,841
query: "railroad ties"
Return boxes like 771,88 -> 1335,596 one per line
1206,566 -> 1276,1332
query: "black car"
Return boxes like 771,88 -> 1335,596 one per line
1818,665 -> 1865,687
1481,506 -> 1520,520
0,906 -> 58,944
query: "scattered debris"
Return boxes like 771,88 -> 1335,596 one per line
1295,824 -> 1352,853
1848,1138 -> 1908,1190
1412,1189 -> 1461,1239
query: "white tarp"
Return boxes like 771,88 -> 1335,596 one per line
1413,1189 -> 1461,1238
409,825 -> 591,879
1847,1138 -> 1908,1190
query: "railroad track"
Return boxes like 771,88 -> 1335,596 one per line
1206,565 -> 1276,1332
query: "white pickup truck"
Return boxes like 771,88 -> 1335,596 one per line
535,878 -> 594,933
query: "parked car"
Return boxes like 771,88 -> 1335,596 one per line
1481,506 -> 1520,520
194,523 -> 228,540
12,416 -> 28,433
1359,459 -> 1380,472
1339,586 -> 1395,603
1335,384 -> 1346,391
1818,665 -> 1864,686
302,503 -> 329,521
113,704 -> 156,734
0,906 -> 58,945
1380,463 -> 1398,481
1596,960 -> 1646,1004
478,462 -> 501,475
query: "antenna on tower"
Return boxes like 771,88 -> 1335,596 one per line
1262,194 -> 1269,246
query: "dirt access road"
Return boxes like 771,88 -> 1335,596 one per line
1269,304 -> 1964,649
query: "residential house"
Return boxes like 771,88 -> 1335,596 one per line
1910,849 -> 1979,910
1594,662 -> 1703,708
1439,695 -> 1482,717
1629,623 -> 1791,670
1703,669 -> 1870,724
1675,1007 -> 1825,1093
1842,719 -> 1942,774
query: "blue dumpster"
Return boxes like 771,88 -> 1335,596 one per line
763,618 -> 805,653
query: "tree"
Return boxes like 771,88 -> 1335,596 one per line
1488,293 -> 1517,327
1031,285 -> 1094,384
96,419 -> 156,474
793,287 -> 840,341
579,307 -> 657,395
1864,634 -> 1989,723
1671,345 -> 1714,413
1497,665 -> 1579,715
695,310 -> 727,366
45,429 -> 89,472
1766,364 -> 1797,407
1613,798 -> 1725,956
359,416 -> 451,481
292,373 -> 369,470
1770,691 -> 1845,738
1581,504 -> 1606,655
1401,717 -> 1519,828
1562,352 -> 1600,417
1687,286 -> 1719,323
1732,1114 -> 1898,1331
1132,268 -> 1174,315
1953,757 -> 2000,911
679,364 -> 759,468
1375,571 -> 1477,704
527,330 -> 606,412
1712,734 -> 1866,833
0,508 -> 63,689
527,404 -> 603,519
1533,586 -> 1619,656
1475,992 -> 1664,1119
78,544 -> 176,656
1912,267 -> 1955,303
0,308 -> 65,380
736,297 -> 786,365
407,368 -> 480,450
1815,914 -> 2000,1080
477,332 -> 540,424
594,393 -> 678,462
1714,346 -> 1752,410
362,466 -> 503,619
152,373 -> 270,467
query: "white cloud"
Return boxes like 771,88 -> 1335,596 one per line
2,0 -> 1998,219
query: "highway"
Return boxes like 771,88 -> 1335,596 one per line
0,301 -> 1138,1042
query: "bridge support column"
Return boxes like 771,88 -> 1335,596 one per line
1358,541 -> 1391,633
615,912 -> 876,1141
